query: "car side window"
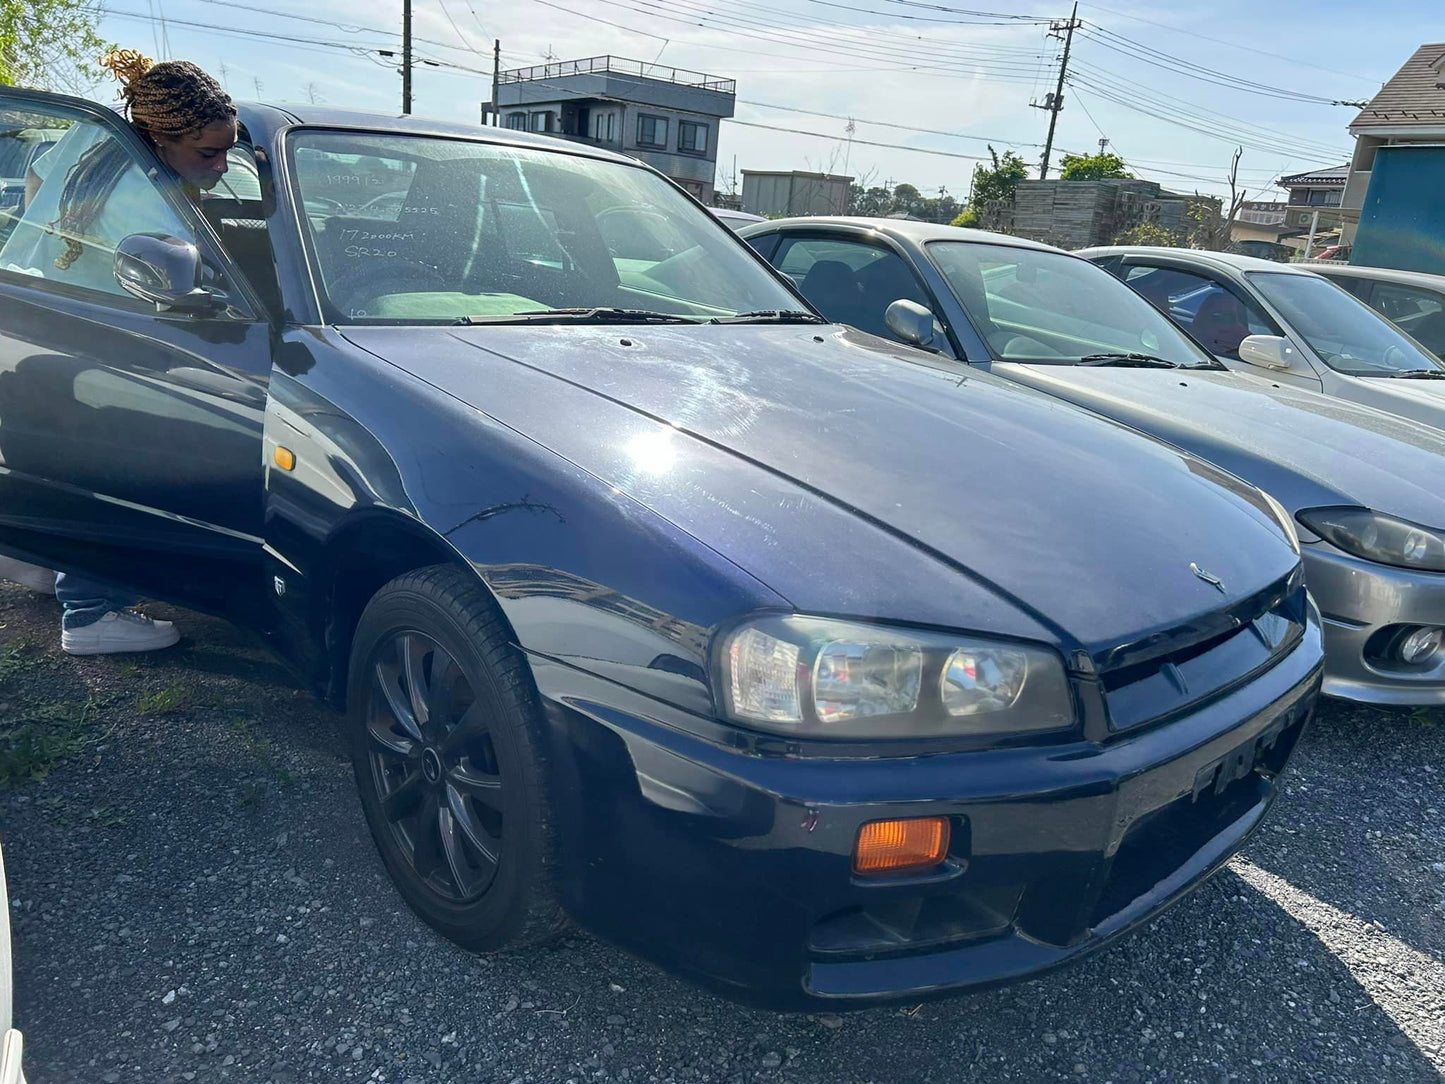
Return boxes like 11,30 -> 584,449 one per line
1122,264 -> 1275,359
0,102 -> 197,301
772,236 -> 931,341
1371,281 -> 1442,323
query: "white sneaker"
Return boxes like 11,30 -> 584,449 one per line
61,610 -> 180,656
0,555 -> 55,595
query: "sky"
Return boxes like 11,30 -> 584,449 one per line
88,0 -> 1438,203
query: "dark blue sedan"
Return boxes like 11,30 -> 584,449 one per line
0,89 -> 1320,1007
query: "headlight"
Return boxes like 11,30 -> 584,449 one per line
1296,507 -> 1445,572
717,615 -> 1074,738
1259,490 -> 1300,555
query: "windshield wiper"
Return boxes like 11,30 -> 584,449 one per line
1388,368 -> 1445,379
710,309 -> 825,325
455,307 -> 695,326
1077,352 -> 1182,369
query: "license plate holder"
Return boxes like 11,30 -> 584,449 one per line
1190,704 -> 1295,802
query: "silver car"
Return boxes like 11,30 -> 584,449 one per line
1078,248 -> 1445,431
1307,263 -> 1445,359
741,217 -> 1445,705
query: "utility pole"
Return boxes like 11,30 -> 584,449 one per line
1033,2 -> 1080,180
401,0 -> 413,114
1097,137 -> 1109,154
491,40 -> 501,126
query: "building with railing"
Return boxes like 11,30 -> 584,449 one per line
492,56 -> 736,203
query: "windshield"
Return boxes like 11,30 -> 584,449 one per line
928,242 -> 1216,367
289,130 -> 799,323
1247,271 -> 1445,375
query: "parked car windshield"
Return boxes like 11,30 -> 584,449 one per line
928,242 -> 1216,366
289,130 -> 800,323
1246,272 -> 1444,375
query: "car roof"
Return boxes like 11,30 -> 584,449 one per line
1078,246 -> 1320,275
1306,263 -> 1445,290
232,101 -> 636,168
712,208 -> 765,222
744,216 -> 1066,253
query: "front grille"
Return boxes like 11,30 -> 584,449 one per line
1101,570 -> 1307,732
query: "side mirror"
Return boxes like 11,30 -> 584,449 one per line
113,233 -> 216,313
1237,334 -> 1303,372
885,299 -> 939,351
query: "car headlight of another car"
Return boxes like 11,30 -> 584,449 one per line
717,615 -> 1075,739
1259,490 -> 1300,555
1296,507 -> 1445,572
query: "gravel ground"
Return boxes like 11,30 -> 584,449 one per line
1,583 -> 1442,1084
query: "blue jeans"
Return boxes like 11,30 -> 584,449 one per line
54,573 -> 135,632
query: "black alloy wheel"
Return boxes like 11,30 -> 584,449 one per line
366,629 -> 504,903
348,565 -> 563,951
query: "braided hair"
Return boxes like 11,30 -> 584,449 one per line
50,49 -> 236,270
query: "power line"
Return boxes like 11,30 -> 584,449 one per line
739,98 -> 1044,146
1069,72 -> 1348,161
523,0 -> 1049,77
1078,24 -> 1369,107
729,118 -> 994,160
614,0 -> 1053,72
437,0 -> 490,58
186,0 -> 489,56
1078,0 -> 1380,85
1070,61 -> 1349,158
872,0 -> 1052,20
796,0 -> 1052,24
518,0 -> 1045,83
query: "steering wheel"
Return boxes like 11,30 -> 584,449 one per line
328,259 -> 449,312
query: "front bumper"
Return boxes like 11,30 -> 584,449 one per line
533,625 -> 1322,1010
1302,542 -> 1445,706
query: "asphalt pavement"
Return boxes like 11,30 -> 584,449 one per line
1,583 -> 1442,1083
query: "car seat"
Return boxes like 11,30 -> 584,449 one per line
799,260 -> 861,323
1190,290 -> 1252,357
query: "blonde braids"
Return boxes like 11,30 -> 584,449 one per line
50,49 -> 236,270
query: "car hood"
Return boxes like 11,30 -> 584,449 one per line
343,324 -> 1298,661
1336,372 -> 1445,430
994,364 -> 1445,528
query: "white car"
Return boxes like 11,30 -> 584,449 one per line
709,207 -> 765,232
1081,247 -> 1445,430
0,845 -> 23,1083
1307,263 -> 1445,359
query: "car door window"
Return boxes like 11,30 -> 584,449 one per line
772,236 -> 930,340
0,103 -> 196,300
1122,264 -> 1274,359
1371,281 -> 1442,325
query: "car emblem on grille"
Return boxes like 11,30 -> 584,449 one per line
1190,562 -> 1226,593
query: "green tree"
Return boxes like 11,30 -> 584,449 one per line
0,0 -> 110,92
951,208 -> 980,228
1058,152 -> 1133,181
969,146 -> 1030,208
1112,221 -> 1176,246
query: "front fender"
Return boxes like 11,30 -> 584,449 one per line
263,330 -> 787,714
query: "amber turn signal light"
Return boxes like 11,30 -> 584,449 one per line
273,446 -> 296,472
853,816 -> 950,875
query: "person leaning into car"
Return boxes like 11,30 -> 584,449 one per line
0,48 -> 237,655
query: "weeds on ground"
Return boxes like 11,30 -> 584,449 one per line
1407,706 -> 1441,728
0,640 -> 37,683
136,685 -> 190,716
231,715 -> 294,804
0,698 -> 101,787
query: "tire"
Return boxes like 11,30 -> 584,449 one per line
347,564 -> 563,951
